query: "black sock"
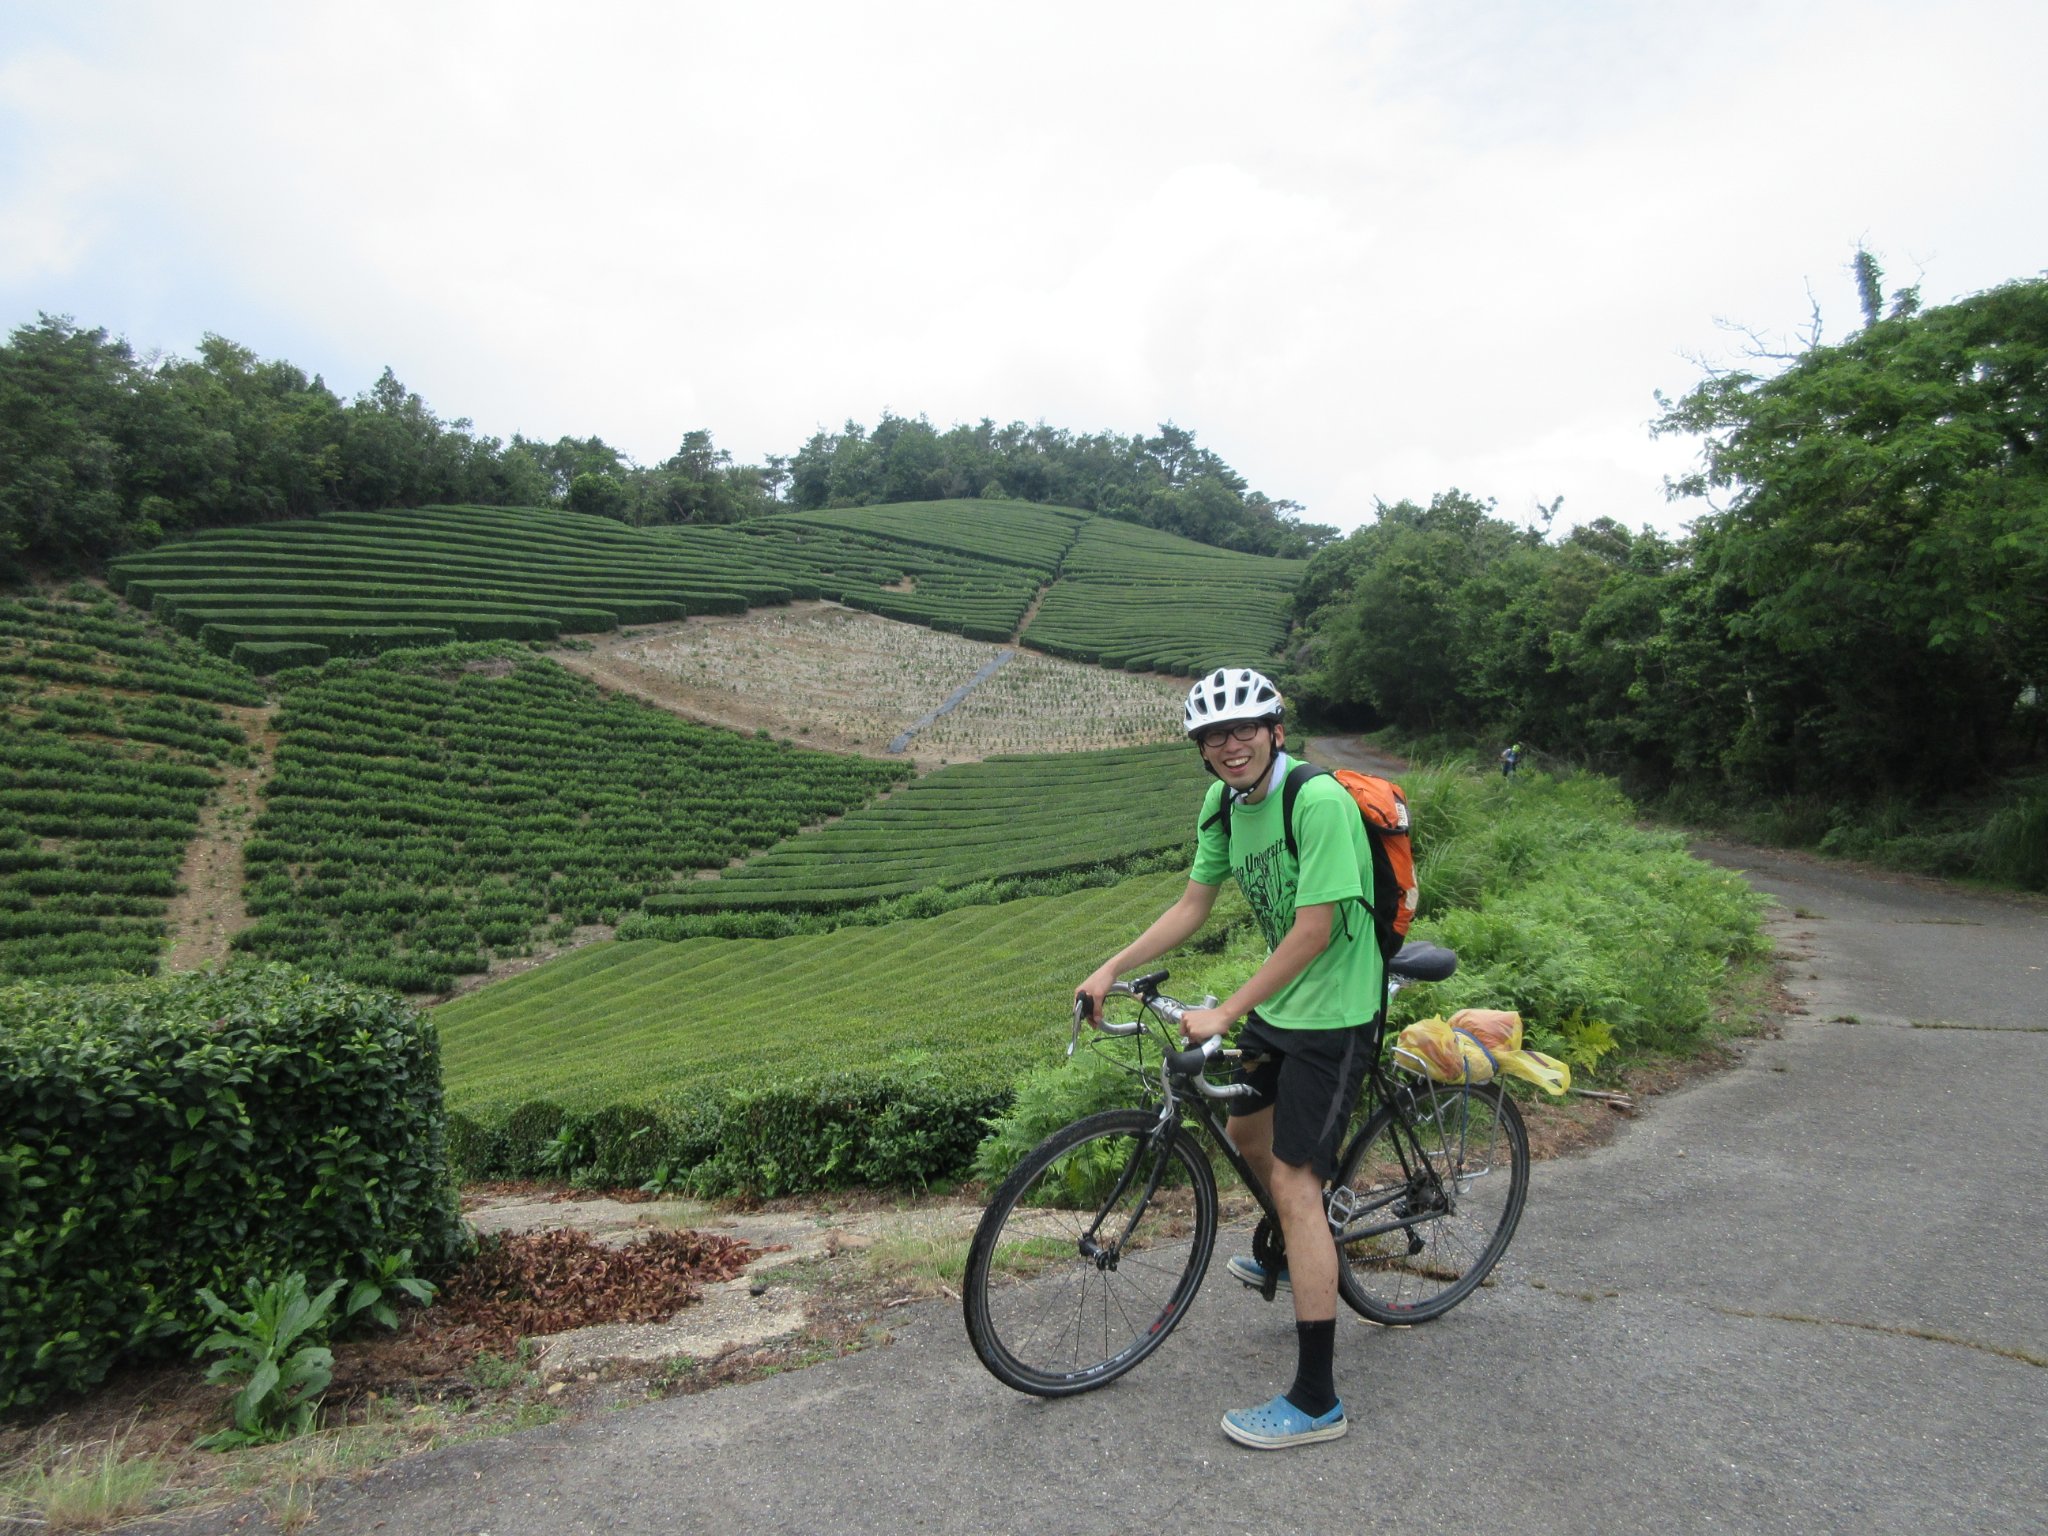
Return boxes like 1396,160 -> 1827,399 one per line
1285,1319 -> 1338,1418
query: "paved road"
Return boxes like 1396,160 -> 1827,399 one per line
217,841 -> 2048,1535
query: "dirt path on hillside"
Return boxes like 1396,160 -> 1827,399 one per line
1012,581 -> 1051,642
163,702 -> 277,972
1303,734 -> 1411,776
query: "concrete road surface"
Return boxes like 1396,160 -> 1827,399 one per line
180,841 -> 2048,1535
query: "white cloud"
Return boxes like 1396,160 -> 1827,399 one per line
3,0 -> 2044,535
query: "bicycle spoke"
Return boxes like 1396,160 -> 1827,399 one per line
1332,1082 -> 1529,1324
965,1110 -> 1217,1395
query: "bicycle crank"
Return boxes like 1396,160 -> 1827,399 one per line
1248,1215 -> 1287,1301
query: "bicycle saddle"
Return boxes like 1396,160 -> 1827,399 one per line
1388,942 -> 1457,982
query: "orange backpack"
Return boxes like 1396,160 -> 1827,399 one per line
1204,762 -> 1419,963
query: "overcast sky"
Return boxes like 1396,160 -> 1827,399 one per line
4,0 -> 2043,538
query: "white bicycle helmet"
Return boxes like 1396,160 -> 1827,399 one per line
1183,667 -> 1284,738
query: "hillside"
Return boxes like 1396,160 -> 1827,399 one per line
3,497 -> 1300,994
0,527 -> 1768,1206
0,590 -> 264,981
107,498 -> 1305,675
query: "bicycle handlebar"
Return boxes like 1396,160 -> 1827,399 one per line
1070,981 -> 1249,1102
1068,941 -> 1461,1106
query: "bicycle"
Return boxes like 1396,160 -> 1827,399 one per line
962,942 -> 1530,1397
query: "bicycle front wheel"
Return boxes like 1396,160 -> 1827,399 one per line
963,1108 -> 1217,1396
1332,1080 -> 1528,1324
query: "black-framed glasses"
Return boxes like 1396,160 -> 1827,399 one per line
1195,721 -> 1268,749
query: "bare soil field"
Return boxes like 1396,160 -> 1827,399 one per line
553,602 -> 1187,765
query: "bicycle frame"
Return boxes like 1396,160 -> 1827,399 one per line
1083,971 -> 1479,1269
964,949 -> 1518,1395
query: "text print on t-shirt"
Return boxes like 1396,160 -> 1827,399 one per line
1237,837 -> 1294,950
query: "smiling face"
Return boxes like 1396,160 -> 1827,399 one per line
1197,718 -> 1282,797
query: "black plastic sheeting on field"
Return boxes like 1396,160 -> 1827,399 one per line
888,649 -> 1015,754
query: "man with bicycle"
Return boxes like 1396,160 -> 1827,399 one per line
1076,666 -> 1382,1450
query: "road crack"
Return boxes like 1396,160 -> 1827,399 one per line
1705,1305 -> 2047,1368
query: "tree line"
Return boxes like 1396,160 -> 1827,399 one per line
1290,269 -> 2047,825
786,414 -> 1333,556
0,316 -> 1327,579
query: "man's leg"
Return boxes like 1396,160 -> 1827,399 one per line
1269,1157 -> 1336,1322
1225,1104 -> 1275,1192
1219,1150 -> 1346,1446
1270,1156 -> 1339,1418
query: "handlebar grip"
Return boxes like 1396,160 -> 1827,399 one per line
1164,1036 -> 1223,1076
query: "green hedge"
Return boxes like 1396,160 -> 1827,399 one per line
229,639 -> 331,671
0,966 -> 467,1410
446,1059 -> 1011,1200
198,622 -> 458,659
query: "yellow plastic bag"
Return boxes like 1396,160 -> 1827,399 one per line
1393,1009 -> 1572,1095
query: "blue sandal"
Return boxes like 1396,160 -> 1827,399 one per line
1221,1394 -> 1348,1449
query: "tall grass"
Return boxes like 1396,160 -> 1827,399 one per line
1404,767 -> 1764,1057
0,1427 -> 174,1532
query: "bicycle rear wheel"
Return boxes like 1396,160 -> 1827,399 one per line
963,1108 -> 1217,1396
1331,1080 -> 1528,1324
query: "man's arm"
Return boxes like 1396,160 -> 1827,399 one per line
1176,901 -> 1334,1043
1076,880 -> 1221,1024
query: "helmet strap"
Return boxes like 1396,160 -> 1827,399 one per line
1232,748 -> 1288,806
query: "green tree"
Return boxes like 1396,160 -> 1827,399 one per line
1655,274 -> 2048,797
140,335 -> 344,531
567,470 -> 628,518
0,316 -> 148,575
1300,491 -> 1525,733
784,413 -> 1329,555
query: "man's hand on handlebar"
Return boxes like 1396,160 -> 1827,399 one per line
1176,1005 -> 1233,1044
1075,963 -> 1121,1027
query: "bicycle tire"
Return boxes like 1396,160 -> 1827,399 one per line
963,1108 -> 1217,1396
1331,1080 -> 1528,1324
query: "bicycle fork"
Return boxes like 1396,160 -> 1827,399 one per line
1077,1114 -> 1180,1271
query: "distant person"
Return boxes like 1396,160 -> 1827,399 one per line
1075,666 -> 1381,1450
1500,742 -> 1522,779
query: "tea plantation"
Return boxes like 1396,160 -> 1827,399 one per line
232,644 -> 903,992
1020,517 -> 1303,673
2,497 -> 1766,1207
637,742 -> 1207,922
0,592 -> 262,980
106,498 -> 1303,672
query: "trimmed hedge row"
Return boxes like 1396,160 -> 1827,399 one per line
230,639 -> 331,670
199,622 -> 458,658
445,1057 -> 1012,1199
0,965 -> 467,1409
181,609 -> 561,644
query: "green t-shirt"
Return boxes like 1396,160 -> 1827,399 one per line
1189,762 -> 1385,1029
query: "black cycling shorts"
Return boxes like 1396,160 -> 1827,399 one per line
1227,1013 -> 1377,1180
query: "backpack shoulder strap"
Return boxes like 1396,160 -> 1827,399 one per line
1198,780 -> 1231,840
1277,761 -> 1329,863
